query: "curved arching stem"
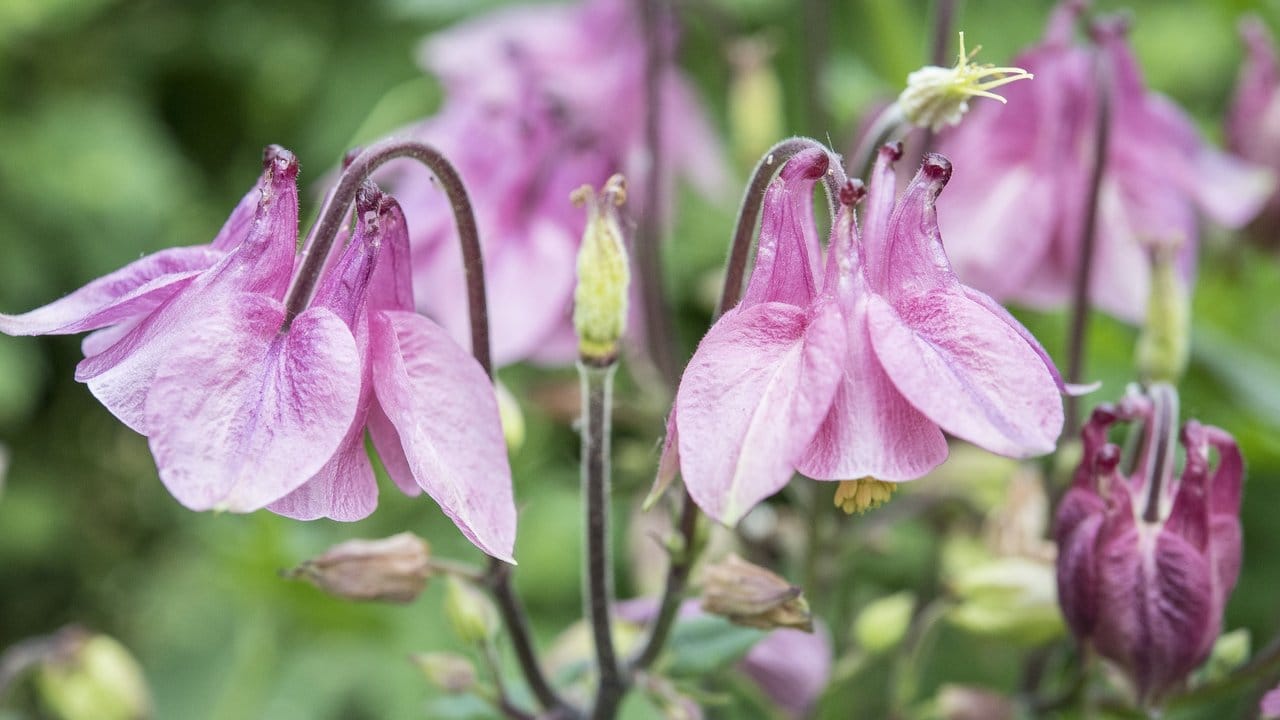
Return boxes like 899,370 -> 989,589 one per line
289,139 -> 570,717
632,137 -> 845,675
284,139 -> 491,374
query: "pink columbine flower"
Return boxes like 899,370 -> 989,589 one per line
0,151 -> 516,561
1228,17 -> 1280,240
1055,384 -> 1243,707
935,1 -> 1272,322
380,0 -> 725,366
664,146 -> 1070,525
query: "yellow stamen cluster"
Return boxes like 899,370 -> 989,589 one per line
834,478 -> 898,515
897,32 -> 1033,132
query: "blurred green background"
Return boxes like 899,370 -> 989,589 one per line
1,0 -> 1279,717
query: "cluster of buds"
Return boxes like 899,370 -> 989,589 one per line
1055,383 -> 1243,707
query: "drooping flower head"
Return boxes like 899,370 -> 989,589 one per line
662,145 -> 1072,526
0,149 -> 517,561
1055,383 -> 1243,707
935,1 -> 1273,322
381,0 -> 725,366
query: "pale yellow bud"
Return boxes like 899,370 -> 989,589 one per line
288,532 -> 431,603
834,478 -> 897,514
898,32 -> 1033,132
571,175 -> 630,363
495,379 -> 525,451
410,652 -> 478,694
444,576 -> 501,645
36,630 -> 153,720
700,553 -> 812,631
1135,245 -> 1190,384
728,37 -> 784,169
853,591 -> 915,653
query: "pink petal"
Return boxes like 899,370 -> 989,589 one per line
145,293 -> 361,512
960,286 -> 1096,396
866,291 -> 1062,458
1053,486 -> 1107,638
370,310 -> 516,562
0,246 -> 219,336
367,197 -> 416,315
799,290 -> 947,481
268,429 -> 378,522
675,301 -> 844,525
740,149 -> 828,310
367,398 -> 422,497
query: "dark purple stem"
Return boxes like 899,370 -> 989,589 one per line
283,139 -> 490,374
290,139 -> 569,716
1065,52 -> 1112,437
635,0 -> 679,389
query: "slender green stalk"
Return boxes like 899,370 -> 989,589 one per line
580,361 -> 624,719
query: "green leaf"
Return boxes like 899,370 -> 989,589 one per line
663,615 -> 766,677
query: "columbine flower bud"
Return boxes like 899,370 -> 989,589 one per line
853,591 -> 915,653
728,37 -> 784,168
700,553 -> 812,632
833,478 -> 897,514
287,533 -> 431,604
1055,383 -> 1244,708
1135,246 -> 1190,384
897,32 -> 1033,131
948,556 -> 1064,646
35,629 -> 153,720
495,379 -> 525,451
571,175 -> 630,364
444,576 -> 501,645
410,652 -> 478,694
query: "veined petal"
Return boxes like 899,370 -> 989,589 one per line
799,287 -> 947,481
675,300 -> 843,525
367,398 -> 422,497
368,197 -> 416,315
75,148 -> 300,433
370,310 -> 516,563
961,286 -> 1096,395
1054,485 -> 1107,638
145,293 -> 361,512
268,429 -> 378,522
867,290 -> 1062,457
0,246 -> 219,336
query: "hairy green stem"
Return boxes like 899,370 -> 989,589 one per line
580,362 -> 624,719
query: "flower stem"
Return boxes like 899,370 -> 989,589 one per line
635,0 -> 679,390
629,488 -> 699,671
579,361 -> 624,719
916,0 -> 956,155
1065,51 -> 1112,437
295,139 -> 569,716
283,139 -> 490,373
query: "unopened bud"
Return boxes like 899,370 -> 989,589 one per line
36,629 -> 153,720
287,532 -> 431,603
948,557 -> 1064,646
571,175 -> 630,364
1199,628 -> 1250,683
834,478 -> 896,514
444,576 -> 500,645
410,652 -> 477,694
1135,245 -> 1190,384
700,553 -> 812,632
853,591 -> 915,653
897,32 -> 1033,131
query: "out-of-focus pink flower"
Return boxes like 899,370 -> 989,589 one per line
382,0 -> 725,366
936,1 -> 1272,322
615,598 -> 832,719
663,146 -> 1070,526
0,152 -> 517,561
1055,384 -> 1243,707
1262,683 -> 1280,719
1228,17 -> 1280,241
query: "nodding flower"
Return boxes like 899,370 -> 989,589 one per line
0,149 -> 517,562
1055,383 -> 1243,708
661,145 -> 1074,527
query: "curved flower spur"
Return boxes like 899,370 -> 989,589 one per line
662,143 -> 1079,526
0,143 -> 517,562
